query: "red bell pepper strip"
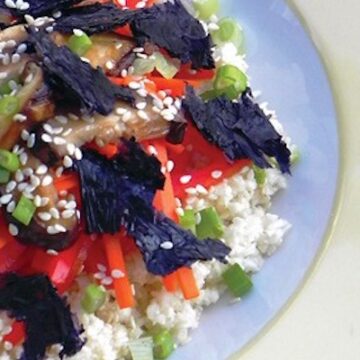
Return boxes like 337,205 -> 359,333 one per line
30,233 -> 93,294
0,239 -> 27,273
102,234 -> 135,308
3,321 -> 25,346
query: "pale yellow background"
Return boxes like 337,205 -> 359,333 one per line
236,0 -> 360,359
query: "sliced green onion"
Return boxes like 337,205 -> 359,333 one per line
179,209 -> 197,234
12,195 -> 37,226
214,64 -> 248,100
196,207 -> 224,240
128,337 -> 154,360
132,57 -> 156,76
0,77 -> 19,96
154,52 -> 180,80
253,165 -> 266,187
68,33 -> 93,56
193,0 -> 219,20
212,17 -> 245,53
0,166 -> 10,184
152,329 -> 175,360
0,149 -> 20,172
290,149 -> 301,165
81,284 -> 106,313
222,263 -> 253,298
0,96 -> 21,117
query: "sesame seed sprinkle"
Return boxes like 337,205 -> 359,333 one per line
160,241 -> 174,250
0,194 -> 12,204
8,223 -> 18,236
111,269 -> 125,279
211,170 -> 223,179
38,212 -> 51,221
36,164 -> 48,175
180,175 -> 192,184
42,175 -> 53,187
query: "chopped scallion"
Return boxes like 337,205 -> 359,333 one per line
152,329 -> 175,359
12,195 -> 37,226
132,57 -> 156,76
0,149 -> 20,172
0,166 -> 10,184
222,263 -> 253,298
212,17 -> 245,53
214,64 -> 248,100
253,165 -> 266,187
0,96 -> 20,117
81,284 -> 106,313
154,52 -> 180,80
196,207 -> 224,240
68,33 -> 93,56
0,77 -> 19,96
128,337 -> 154,360
193,0 -> 220,20
291,149 -> 301,165
179,209 -> 197,234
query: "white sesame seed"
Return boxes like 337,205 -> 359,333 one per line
136,53 -> 148,59
0,72 -> 7,80
166,160 -> 175,173
24,184 -> 35,194
4,0 -> 16,9
111,269 -> 125,279
73,28 -> 84,37
16,43 -> 27,54
43,123 -> 54,134
160,241 -> 174,250
66,143 -> 75,156
61,209 -> 75,219
133,47 -> 145,53
208,22 -> 220,31
47,226 -> 59,235
13,113 -> 27,122
101,277 -> 113,286
115,107 -> 127,116
11,53 -> 21,64
2,54 -> 10,66
17,182 -> 27,192
24,73 -> 33,84
158,90 -> 167,98
74,148 -> 83,160
137,88 -> 148,98
41,197 -> 50,206
135,102 -> 147,110
21,129 -> 29,141
30,175 -> 41,188
121,69 -> 128,78
38,212 -> 51,221
174,98 -> 182,109
137,110 -> 150,121
65,200 -> 77,210
15,170 -> 24,182
52,10 -> 62,18
152,106 -> 161,113
175,197 -> 182,207
0,194 -> 12,204
57,200 -> 67,208
54,224 -> 67,233
22,168 -> 33,177
195,212 -> 202,225
94,272 -> 106,280
196,184 -> 208,194
8,223 -> 18,236
122,111 -> 132,122
53,136 -> 66,145
162,113 -> 175,121
55,115 -> 68,124
34,195 -> 42,207
49,207 -> 60,219
36,164 -> 48,175
63,156 -> 73,168
27,133 -> 36,148
129,81 -> 141,90
8,80 -> 17,90
163,96 -> 174,107
6,180 -> 16,193
153,98 -> 164,110
97,264 -> 107,272
147,145 -> 157,156
19,152 -> 28,166
62,128 -> 72,137
55,166 -> 64,177
46,249 -> 59,256
175,207 -> 185,217
42,175 -> 53,187
19,2 -> 29,11
211,170 -> 223,179
41,133 -> 52,143
180,175 -> 192,184
185,187 -> 197,195
6,201 -> 15,213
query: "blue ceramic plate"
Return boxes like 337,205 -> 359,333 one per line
172,1 -> 339,359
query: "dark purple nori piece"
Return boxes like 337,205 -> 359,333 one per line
54,3 -> 135,35
27,28 -> 133,115
0,273 -> 85,360
183,86 -> 291,173
74,139 -> 230,276
0,0 -> 82,17
54,0 -> 215,70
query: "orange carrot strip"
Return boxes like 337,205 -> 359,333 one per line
177,267 -> 200,300
103,234 -> 135,308
151,141 -> 199,299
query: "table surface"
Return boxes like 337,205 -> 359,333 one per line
237,0 -> 360,359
